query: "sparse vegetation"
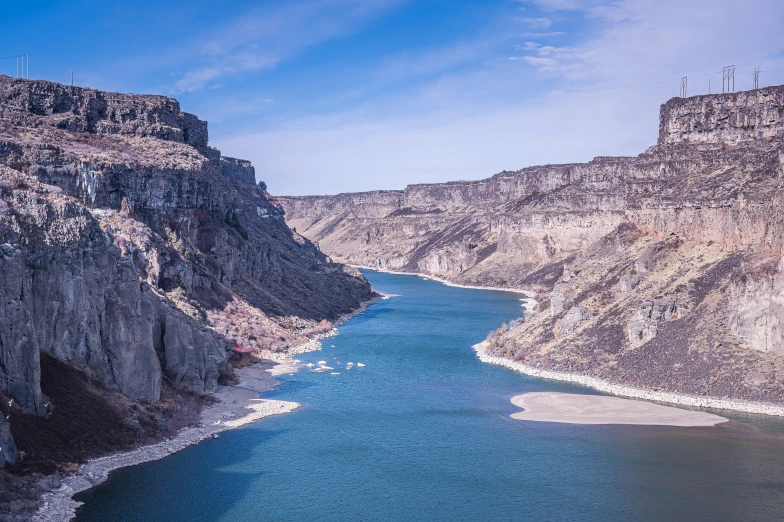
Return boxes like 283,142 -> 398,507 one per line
3,354 -> 212,476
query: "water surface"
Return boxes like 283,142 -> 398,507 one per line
75,270 -> 784,521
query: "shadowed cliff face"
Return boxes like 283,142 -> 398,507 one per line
281,85 -> 784,406
0,76 -> 372,468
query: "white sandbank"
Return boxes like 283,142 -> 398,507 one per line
510,392 -> 728,426
475,342 -> 784,417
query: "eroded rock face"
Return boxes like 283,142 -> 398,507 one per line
628,299 -> 683,347
726,267 -> 784,357
619,274 -> 640,294
0,173 -> 227,404
560,306 -> 588,336
0,242 -> 44,414
159,308 -> 227,392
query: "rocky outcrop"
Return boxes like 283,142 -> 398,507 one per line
725,263 -> 784,357
658,86 -> 784,145
282,83 -> 784,407
559,306 -> 587,336
627,299 -> 684,347
0,76 -> 373,476
0,418 -> 15,466
220,156 -> 256,185
0,78 -> 207,148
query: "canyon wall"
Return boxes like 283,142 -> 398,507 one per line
0,76 -> 372,469
282,85 -> 784,406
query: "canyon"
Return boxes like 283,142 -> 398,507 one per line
6,74 -> 784,520
282,85 -> 784,408
0,75 -> 372,517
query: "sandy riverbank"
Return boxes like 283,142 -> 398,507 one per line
32,361 -> 300,522
475,342 -> 784,417
510,392 -> 728,426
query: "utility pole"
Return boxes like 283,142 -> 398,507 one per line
753,66 -> 760,90
708,78 -> 711,94
680,76 -> 688,98
722,65 -> 735,93
15,54 -> 30,79
71,69 -> 74,86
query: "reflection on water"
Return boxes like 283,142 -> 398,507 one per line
75,270 -> 784,522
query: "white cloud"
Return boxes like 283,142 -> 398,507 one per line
520,31 -> 566,37
513,41 -> 582,72
517,17 -> 553,29
170,0 -> 401,93
519,0 -> 595,10
522,56 -> 559,67
371,42 -> 486,86
213,0 -> 784,196
518,42 -> 542,50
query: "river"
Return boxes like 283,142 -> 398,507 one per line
74,269 -> 784,521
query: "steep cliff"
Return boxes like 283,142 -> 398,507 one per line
282,85 -> 784,407
0,75 -> 372,475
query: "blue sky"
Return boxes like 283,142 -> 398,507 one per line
4,0 -> 784,195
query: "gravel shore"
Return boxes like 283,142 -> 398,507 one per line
32,362 -> 300,522
475,342 -> 784,417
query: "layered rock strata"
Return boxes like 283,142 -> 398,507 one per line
0,75 -> 372,470
282,85 -> 784,408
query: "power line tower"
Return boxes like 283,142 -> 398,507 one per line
753,66 -> 760,90
680,76 -> 688,97
15,54 -> 30,78
722,65 -> 735,93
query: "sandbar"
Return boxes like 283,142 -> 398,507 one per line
510,392 -> 728,427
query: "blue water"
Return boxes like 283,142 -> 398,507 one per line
75,270 -> 784,521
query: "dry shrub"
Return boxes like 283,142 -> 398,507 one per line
207,300 -> 301,353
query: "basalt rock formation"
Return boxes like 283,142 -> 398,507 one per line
0,75 -> 372,475
282,85 -> 784,407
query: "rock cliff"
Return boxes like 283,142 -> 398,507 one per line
282,84 -> 784,407
0,75 -> 372,475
